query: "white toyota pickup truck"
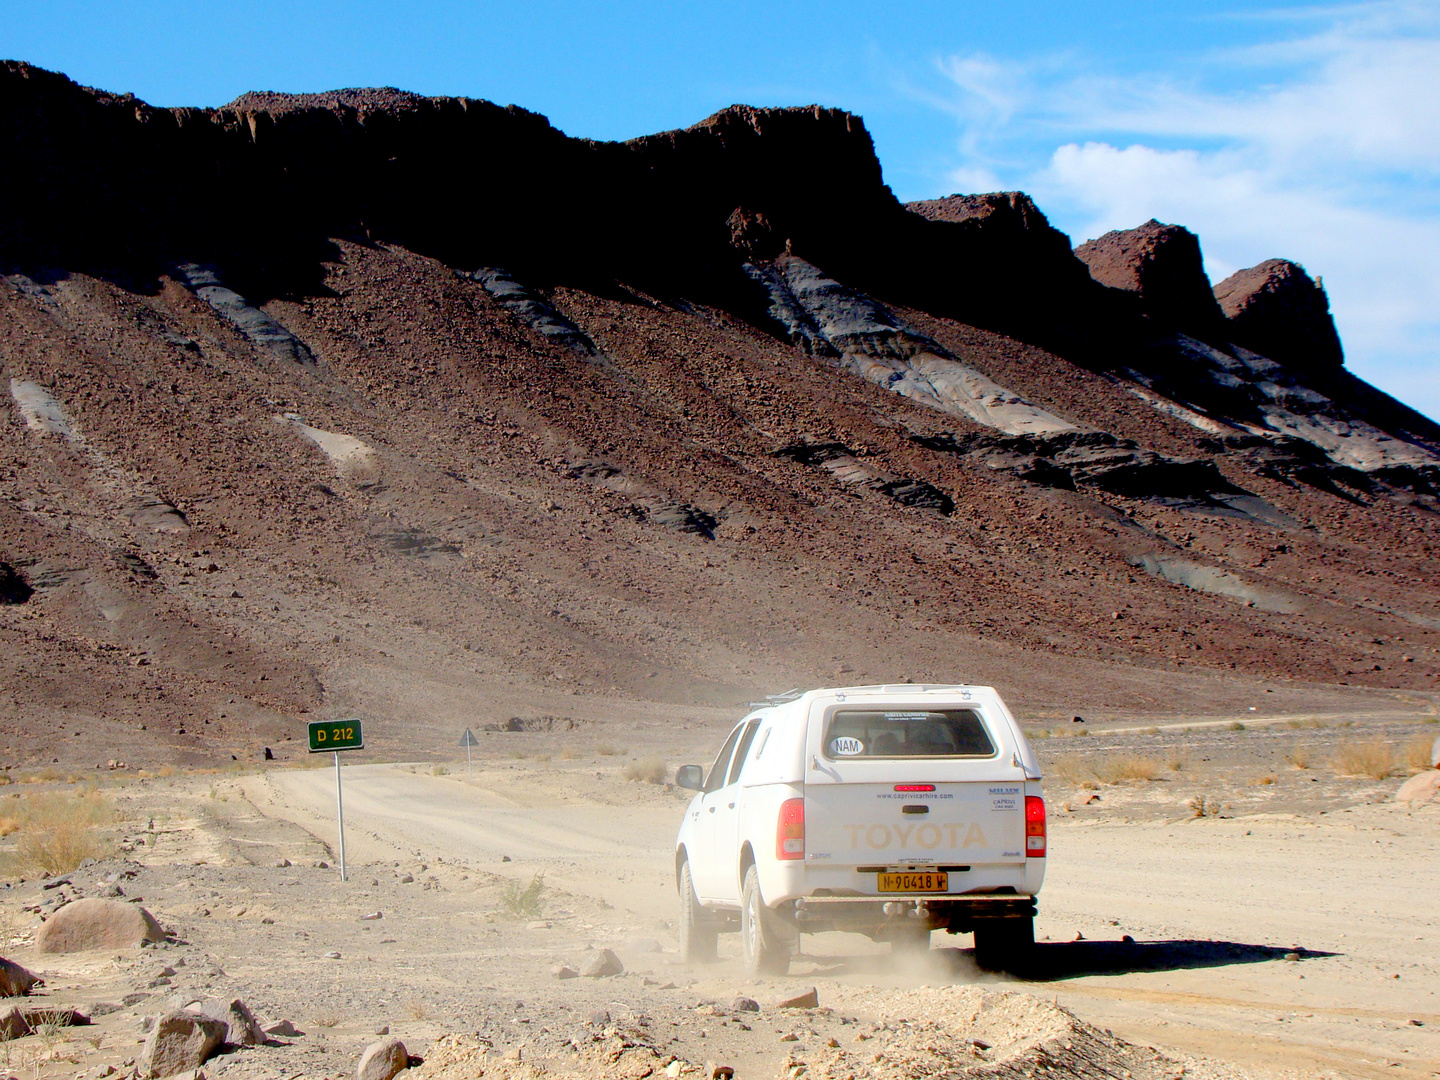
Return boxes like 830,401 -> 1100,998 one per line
673,684 -> 1045,976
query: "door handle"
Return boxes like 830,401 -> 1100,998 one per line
728,802 -> 735,809
707,806 -> 716,814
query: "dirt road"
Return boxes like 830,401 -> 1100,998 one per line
254,760 -> 1440,1080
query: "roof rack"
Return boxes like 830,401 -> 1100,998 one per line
748,687 -> 806,709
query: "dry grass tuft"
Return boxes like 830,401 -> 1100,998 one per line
1331,740 -> 1395,780
156,765 -> 176,778
0,775 -> 10,787
559,747 -> 578,761
1403,735 -> 1436,773
498,872 -> 547,918
621,755 -> 667,784
1047,757 -> 1093,785
430,764 -> 450,777
1226,721 -> 1247,732
1092,756 -> 1162,784
1284,746 -> 1312,769
0,817 -> 18,837
595,744 -> 620,757
1255,774 -> 1277,786
0,789 -> 116,876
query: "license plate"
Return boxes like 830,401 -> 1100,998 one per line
878,871 -> 948,893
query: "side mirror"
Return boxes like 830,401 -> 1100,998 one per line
675,764 -> 703,790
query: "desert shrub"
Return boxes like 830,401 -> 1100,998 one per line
1403,735 -> 1436,773
0,816 -> 17,837
1166,754 -> 1187,772
1092,756 -> 1161,784
533,753 -> 552,763
1047,757 -> 1093,785
498,872 -> 546,918
431,764 -> 450,777
0,775 -> 10,786
621,755 -> 667,784
1188,795 -> 1220,818
1142,727 -> 1162,736
1284,746 -> 1312,769
1331,740 -> 1395,780
1,789 -> 115,876
559,747 -> 578,761
595,744 -> 620,757
1255,774 -> 1277,786
1226,721 -> 1246,732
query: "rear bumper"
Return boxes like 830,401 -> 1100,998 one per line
790,892 -> 1036,934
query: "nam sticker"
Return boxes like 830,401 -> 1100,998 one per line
830,736 -> 864,757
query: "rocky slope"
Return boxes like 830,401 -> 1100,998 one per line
2,61 -> 1438,767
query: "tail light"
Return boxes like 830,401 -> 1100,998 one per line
776,798 -> 805,860
1025,795 -> 1046,857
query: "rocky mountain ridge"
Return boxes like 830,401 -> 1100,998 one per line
2,61 -> 1438,766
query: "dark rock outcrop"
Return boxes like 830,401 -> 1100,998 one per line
1076,220 -> 1227,337
1213,258 -> 1344,375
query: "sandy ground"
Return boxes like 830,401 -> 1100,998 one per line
1,716 -> 1438,1080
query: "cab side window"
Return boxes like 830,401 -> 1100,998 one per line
702,724 -> 745,794
726,720 -> 762,786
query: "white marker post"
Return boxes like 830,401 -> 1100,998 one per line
460,727 -> 479,773
308,719 -> 364,881
334,751 -> 346,881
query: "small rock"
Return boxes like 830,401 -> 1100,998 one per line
90,1002 -> 124,1017
122,992 -> 152,1007
588,1009 -> 611,1025
323,951 -> 342,960
35,897 -> 165,953
826,1037 -> 840,1048
580,948 -> 624,977
664,1062 -> 683,1078
501,855 -> 512,863
274,859 -> 291,868
730,997 -> 760,1012
1073,932 -> 1085,942
315,861 -> 329,869
1410,1019 -> 1424,1027
361,912 -> 384,921
398,874 -> 414,884
775,987 -> 819,1009
780,1032 -> 799,1042
708,1064 -> 735,1080
376,1024 -> 390,1035
1284,951 -> 1301,962
264,1019 -> 304,1037
970,1038 -> 992,1051
551,965 -> 578,980
0,956 -> 43,996
357,1036 -> 409,1080
527,920 -> 552,930
0,1005 -> 32,1040
626,936 -> 663,954
140,1010 -> 226,1078
1121,934 -> 1135,944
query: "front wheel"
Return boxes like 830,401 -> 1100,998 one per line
740,865 -> 790,977
678,860 -> 717,965
972,916 -> 1034,974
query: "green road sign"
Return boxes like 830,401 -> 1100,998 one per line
308,718 -> 364,753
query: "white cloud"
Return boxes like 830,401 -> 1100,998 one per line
923,3 -> 1440,419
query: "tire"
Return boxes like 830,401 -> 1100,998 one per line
740,864 -> 790,977
678,859 -> 717,965
972,917 -> 1035,974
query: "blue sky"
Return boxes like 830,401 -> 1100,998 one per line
6,1 -> 1438,420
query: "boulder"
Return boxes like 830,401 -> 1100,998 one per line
35,897 -> 164,953
264,1018 -> 304,1037
357,1036 -> 409,1080
0,956 -> 42,996
185,997 -> 264,1046
1076,219 -> 1226,336
579,948 -> 624,977
139,1011 -> 225,1078
1213,258 -> 1344,374
0,1005 -> 31,1039
1396,770 -> 1440,807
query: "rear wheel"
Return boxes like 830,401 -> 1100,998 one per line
972,917 -> 1034,974
740,864 -> 790,977
678,859 -> 717,964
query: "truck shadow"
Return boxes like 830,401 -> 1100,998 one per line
801,939 -> 1337,981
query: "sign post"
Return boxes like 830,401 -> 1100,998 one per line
459,727 -> 479,773
308,719 -> 364,881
